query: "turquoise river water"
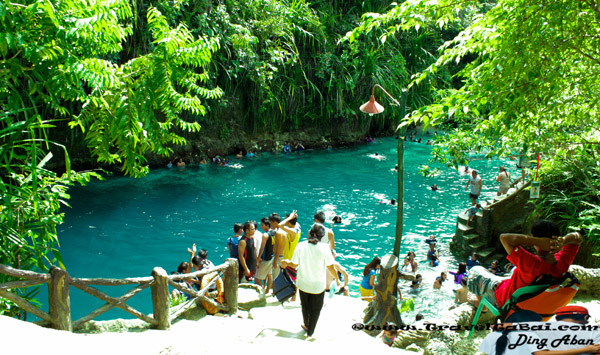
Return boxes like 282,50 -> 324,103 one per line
41,136 -> 510,322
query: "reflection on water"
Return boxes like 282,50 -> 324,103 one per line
41,136 -> 508,321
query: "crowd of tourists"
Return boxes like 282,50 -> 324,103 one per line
173,210 -> 346,338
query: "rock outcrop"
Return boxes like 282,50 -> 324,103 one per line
569,265 -> 600,295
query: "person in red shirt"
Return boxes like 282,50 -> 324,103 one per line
467,220 -> 582,309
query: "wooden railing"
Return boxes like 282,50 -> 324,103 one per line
0,258 -> 239,331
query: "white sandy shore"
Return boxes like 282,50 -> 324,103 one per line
0,295 -> 414,355
2,295 -> 599,355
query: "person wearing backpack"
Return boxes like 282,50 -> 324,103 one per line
228,223 -> 243,258
255,217 -> 275,293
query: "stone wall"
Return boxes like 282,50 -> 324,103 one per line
450,183 -> 534,265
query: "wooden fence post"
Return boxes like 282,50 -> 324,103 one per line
151,267 -> 170,330
48,266 -> 72,331
223,258 -> 238,314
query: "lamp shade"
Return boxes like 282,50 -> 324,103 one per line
359,95 -> 384,115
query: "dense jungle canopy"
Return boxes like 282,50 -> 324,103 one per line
1,0 -> 599,317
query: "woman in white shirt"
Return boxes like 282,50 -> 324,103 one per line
281,223 -> 337,337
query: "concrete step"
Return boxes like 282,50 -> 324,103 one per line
458,211 -> 484,224
469,241 -> 487,251
463,234 -> 480,244
457,222 -> 474,234
458,212 -> 469,224
478,247 -> 496,260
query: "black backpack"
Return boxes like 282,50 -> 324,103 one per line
228,236 -> 240,258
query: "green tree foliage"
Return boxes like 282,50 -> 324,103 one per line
158,0 -> 420,134
0,0 -> 221,316
349,0 -> 600,260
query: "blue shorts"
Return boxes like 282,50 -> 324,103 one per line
469,193 -> 479,200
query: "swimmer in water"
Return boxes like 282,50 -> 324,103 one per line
370,153 -> 386,160
380,198 -> 396,205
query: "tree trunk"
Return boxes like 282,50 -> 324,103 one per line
393,90 -> 407,257
363,254 -> 403,336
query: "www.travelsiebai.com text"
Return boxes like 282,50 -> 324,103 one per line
350,323 -> 600,332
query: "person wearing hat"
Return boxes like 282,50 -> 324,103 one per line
530,305 -> 600,354
555,305 -> 591,324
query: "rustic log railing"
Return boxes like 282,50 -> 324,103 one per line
0,258 -> 239,331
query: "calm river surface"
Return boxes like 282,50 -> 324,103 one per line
44,136 -> 508,321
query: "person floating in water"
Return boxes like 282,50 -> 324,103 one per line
380,198 -> 396,205
431,184 -> 438,191
370,152 -> 386,160
295,142 -> 305,152
332,215 -> 342,224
